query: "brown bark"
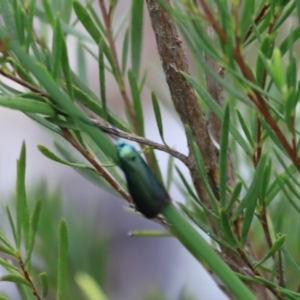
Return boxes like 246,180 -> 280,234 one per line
145,1 -> 269,299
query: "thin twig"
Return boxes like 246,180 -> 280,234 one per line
244,4 -> 270,42
91,119 -> 189,165
97,0 -> 137,131
17,252 -> 42,300
62,128 -> 132,202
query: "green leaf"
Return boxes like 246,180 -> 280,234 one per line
5,206 -> 18,251
41,0 -> 55,26
0,244 -> 15,257
240,155 -> 267,245
51,17 -> 63,81
0,0 -> 16,36
0,257 -> 19,272
175,166 -> 199,203
56,219 -> 68,300
73,1 -> 101,43
61,0 -> 72,24
131,0 -> 144,77
25,198 -> 42,266
76,42 -> 88,85
0,230 -> 14,252
128,230 -> 172,237
99,38 -> 107,121
151,91 -> 167,145
256,34 -> 274,88
226,182 -> 242,213
75,272 -> 108,300
220,209 -> 238,247
61,29 -> 74,101
166,154 -> 174,191
38,145 -> 97,173
25,0 -> 36,52
162,204 -> 256,300
185,126 -> 219,214
13,3 -> 25,45
182,72 -> 252,155
240,0 -> 255,41
16,142 -> 30,251
0,96 -> 56,116
235,109 -> 254,148
122,28 -> 130,75
128,70 -> 144,135
179,203 -> 233,250
4,37 -> 120,165
219,104 -> 230,207
39,272 -> 49,298
1,274 -> 30,287
254,234 -> 286,268
282,245 -> 300,279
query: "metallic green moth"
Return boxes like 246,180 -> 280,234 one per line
117,139 -> 171,218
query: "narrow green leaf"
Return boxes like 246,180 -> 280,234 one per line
128,70 -> 144,135
232,154 -> 267,222
254,234 -> 286,268
16,142 -> 30,251
61,0 -> 72,24
122,28 -> 130,75
128,230 -> 172,237
0,96 -> 56,116
25,198 -> 42,266
256,34 -> 274,88
175,166 -> 199,203
1,274 -> 30,287
73,1 -> 101,43
0,244 -> 15,257
41,0 -> 55,26
25,0 -> 36,52
99,38 -> 107,121
179,203 -> 233,250
5,206 -> 18,250
282,245 -> 300,278
39,272 -> 49,298
240,155 -> 267,245
0,257 -> 19,272
0,0 -> 16,36
75,272 -> 108,300
38,145 -> 97,173
185,127 -> 219,214
56,219 -> 68,300
131,0 -> 144,77
76,42 -> 88,85
162,204 -> 256,300
51,18 -> 63,81
235,109 -> 254,148
0,230 -> 14,251
220,209 -> 238,247
4,37 -> 120,165
219,105 -> 230,207
14,4 -> 25,45
26,113 -> 62,135
183,73 -> 251,155
166,155 -> 174,191
72,85 -> 129,132
240,0 -> 255,40
151,91 -> 167,145
226,182 -> 242,213
61,30 -> 74,101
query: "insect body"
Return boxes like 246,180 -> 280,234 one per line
117,139 -> 171,218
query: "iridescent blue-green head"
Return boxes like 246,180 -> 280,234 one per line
116,139 -> 171,218
117,139 -> 137,164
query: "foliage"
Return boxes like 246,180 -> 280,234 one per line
0,0 -> 300,299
